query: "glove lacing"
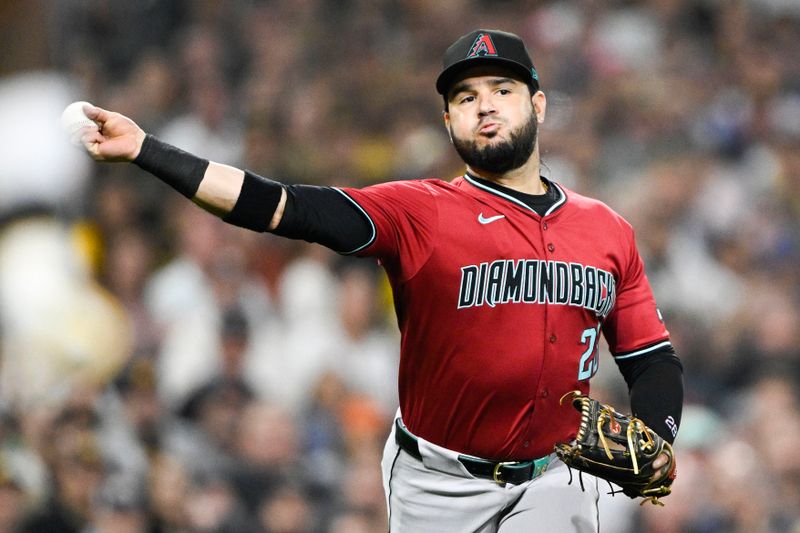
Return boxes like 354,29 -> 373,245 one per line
596,407 -> 655,476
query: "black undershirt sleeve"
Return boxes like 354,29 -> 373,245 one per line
615,345 -> 684,444
272,184 -> 374,254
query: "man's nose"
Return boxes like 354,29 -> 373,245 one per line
477,93 -> 497,116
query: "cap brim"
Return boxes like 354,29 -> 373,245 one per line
436,58 -> 536,95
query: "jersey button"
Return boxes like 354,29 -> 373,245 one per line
547,243 -> 555,252
523,440 -> 530,448
549,334 -> 557,343
541,388 -> 549,398
543,222 -> 548,230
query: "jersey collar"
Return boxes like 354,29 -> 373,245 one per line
463,172 -> 567,217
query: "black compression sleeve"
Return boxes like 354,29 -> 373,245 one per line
223,171 -> 284,232
133,135 -> 209,198
616,346 -> 684,444
272,185 -> 373,254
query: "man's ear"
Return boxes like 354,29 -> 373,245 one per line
532,91 -> 546,123
443,111 -> 453,143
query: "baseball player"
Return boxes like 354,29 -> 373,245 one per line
80,29 -> 683,532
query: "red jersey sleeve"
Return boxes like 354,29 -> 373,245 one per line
337,180 -> 438,281
602,221 -> 670,357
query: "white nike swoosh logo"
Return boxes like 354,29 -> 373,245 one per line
478,213 -> 506,224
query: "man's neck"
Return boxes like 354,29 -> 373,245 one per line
466,167 -> 545,195
465,153 -> 545,195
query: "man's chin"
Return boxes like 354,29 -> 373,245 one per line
476,132 -> 507,144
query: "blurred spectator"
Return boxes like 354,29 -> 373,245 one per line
0,462 -> 26,533
180,306 -> 257,445
147,452 -> 191,531
257,486 -> 316,533
246,246 -> 340,412
229,401 -> 305,514
145,201 -> 273,409
19,417 -> 105,533
325,259 -> 399,416
158,26 -> 245,167
183,472 -> 257,533
85,473 -> 150,533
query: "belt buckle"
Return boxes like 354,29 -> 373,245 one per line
492,461 -> 517,484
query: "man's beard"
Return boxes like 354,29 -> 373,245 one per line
450,111 -> 538,174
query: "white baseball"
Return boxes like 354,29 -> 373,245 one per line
60,101 -> 99,146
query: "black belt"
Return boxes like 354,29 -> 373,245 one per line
394,418 -> 550,485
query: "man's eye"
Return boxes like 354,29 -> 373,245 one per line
460,95 -> 475,104
497,89 -> 511,95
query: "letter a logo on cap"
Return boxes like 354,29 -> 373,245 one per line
467,33 -> 497,58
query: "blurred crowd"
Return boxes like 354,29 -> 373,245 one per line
0,0 -> 799,532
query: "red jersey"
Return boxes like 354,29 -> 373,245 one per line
340,174 -> 669,460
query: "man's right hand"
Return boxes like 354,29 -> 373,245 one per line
81,105 -> 147,163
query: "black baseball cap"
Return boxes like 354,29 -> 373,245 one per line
436,29 -> 539,95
